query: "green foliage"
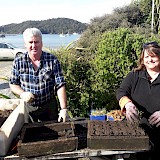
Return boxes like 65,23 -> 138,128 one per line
133,0 -> 152,24
50,27 -> 160,118
134,0 -> 160,33
113,5 -> 144,26
90,28 -> 148,111
53,45 -> 93,117
76,29 -> 102,53
0,94 -> 10,99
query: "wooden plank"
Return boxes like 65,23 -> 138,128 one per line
4,149 -> 144,160
17,122 -> 78,158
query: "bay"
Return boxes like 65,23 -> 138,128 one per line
0,34 -> 81,49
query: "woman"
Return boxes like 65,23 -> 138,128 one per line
116,41 -> 160,159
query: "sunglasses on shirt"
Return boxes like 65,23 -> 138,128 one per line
142,41 -> 159,48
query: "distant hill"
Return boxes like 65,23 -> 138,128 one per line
0,18 -> 88,34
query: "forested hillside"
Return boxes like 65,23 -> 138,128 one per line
0,18 -> 88,34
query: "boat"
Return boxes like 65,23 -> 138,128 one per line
59,33 -> 66,37
73,32 -> 78,35
59,30 -> 66,37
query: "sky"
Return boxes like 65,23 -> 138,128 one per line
0,0 -> 132,26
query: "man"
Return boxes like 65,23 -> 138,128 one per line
9,27 -> 68,122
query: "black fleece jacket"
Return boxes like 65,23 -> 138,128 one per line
116,70 -> 160,117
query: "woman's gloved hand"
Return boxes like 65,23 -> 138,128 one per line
125,102 -> 139,122
58,108 -> 68,122
149,111 -> 160,127
20,92 -> 35,103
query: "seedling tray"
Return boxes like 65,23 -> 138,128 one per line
87,120 -> 149,150
17,121 -> 78,158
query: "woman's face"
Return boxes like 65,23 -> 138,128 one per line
143,50 -> 160,71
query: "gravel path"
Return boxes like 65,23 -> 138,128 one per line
0,61 -> 16,98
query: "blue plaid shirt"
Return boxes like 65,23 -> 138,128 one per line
10,51 -> 65,107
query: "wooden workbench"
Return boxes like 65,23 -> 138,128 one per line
3,148 -> 149,160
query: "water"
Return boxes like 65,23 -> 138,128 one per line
0,34 -> 81,49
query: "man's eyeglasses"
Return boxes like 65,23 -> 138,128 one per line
142,41 -> 159,48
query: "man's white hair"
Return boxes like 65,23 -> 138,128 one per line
23,28 -> 42,42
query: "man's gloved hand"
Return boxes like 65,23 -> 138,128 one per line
58,108 -> 68,122
20,92 -> 35,103
149,111 -> 160,127
125,102 -> 139,122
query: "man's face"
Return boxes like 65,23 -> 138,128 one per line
24,36 -> 43,57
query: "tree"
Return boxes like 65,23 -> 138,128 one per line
134,0 -> 160,33
154,0 -> 160,33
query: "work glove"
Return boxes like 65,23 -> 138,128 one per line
149,111 -> 160,127
58,108 -> 69,122
20,92 -> 35,103
125,102 -> 139,122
